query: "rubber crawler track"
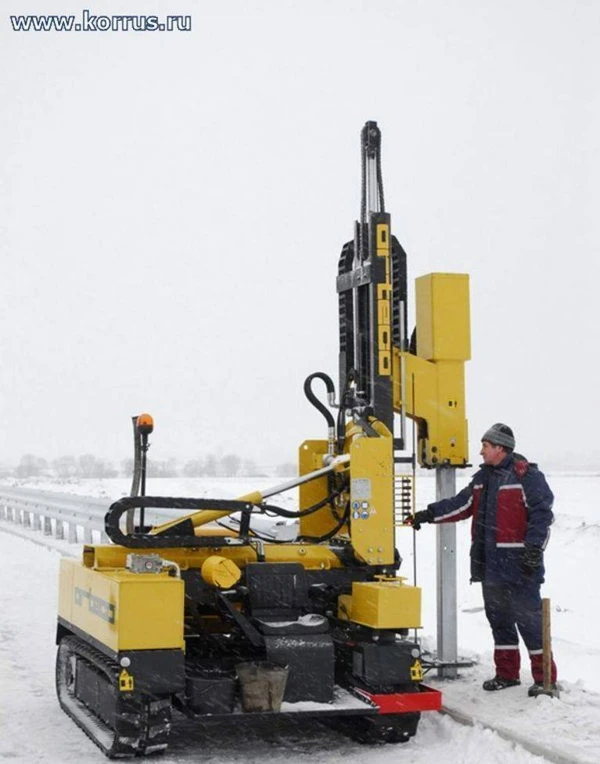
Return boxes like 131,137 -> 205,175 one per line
56,635 -> 171,758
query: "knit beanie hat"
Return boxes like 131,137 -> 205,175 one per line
481,423 -> 515,450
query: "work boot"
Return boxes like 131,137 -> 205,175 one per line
482,676 -> 521,691
528,682 -> 559,698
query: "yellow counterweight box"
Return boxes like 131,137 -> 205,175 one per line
58,558 -> 184,654
338,579 -> 421,629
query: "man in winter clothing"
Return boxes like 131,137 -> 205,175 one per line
408,423 -> 558,696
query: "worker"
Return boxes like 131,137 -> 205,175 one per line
408,423 -> 558,697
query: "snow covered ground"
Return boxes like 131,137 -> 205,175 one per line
0,472 -> 598,763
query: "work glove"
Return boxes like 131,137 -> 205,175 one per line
521,545 -> 542,576
406,508 -> 434,531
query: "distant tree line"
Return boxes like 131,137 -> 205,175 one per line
7,453 -> 297,480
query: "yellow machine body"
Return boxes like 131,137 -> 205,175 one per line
415,273 -> 471,362
395,272 -> 470,467
298,439 -> 343,539
338,580 -> 421,629
346,432 -> 395,566
81,542 -> 347,575
299,422 -> 395,567
58,558 -> 184,653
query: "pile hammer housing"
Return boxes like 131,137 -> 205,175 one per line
56,122 -> 470,757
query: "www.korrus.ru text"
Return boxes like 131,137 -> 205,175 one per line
10,11 -> 192,32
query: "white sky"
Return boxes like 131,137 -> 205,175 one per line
1,0 -> 599,469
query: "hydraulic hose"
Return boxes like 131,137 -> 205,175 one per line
298,501 -> 350,543
249,501 -> 350,546
259,489 -> 343,519
303,372 -> 336,455
337,368 -> 358,452
215,490 -> 346,545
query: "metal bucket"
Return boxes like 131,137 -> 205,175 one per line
236,661 -> 289,712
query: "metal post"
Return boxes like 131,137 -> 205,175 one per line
67,522 -> 77,544
436,466 -> 458,679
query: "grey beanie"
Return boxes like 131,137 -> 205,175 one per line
481,423 -> 515,450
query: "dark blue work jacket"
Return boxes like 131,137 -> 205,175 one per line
427,454 -> 554,585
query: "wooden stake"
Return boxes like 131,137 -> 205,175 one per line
542,597 -> 552,690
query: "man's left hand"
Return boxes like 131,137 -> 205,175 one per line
521,546 -> 542,575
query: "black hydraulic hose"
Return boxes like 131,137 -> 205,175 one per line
336,407 -> 346,454
337,368 -> 358,451
303,372 -> 336,430
224,522 -> 290,545
221,492 -> 347,545
240,502 -> 350,545
259,490 -> 342,519
251,507 -> 349,545
298,502 -> 350,543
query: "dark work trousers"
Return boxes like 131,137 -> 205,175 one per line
482,582 -> 557,683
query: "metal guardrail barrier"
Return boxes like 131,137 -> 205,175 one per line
0,486 -> 297,547
0,487 -> 111,543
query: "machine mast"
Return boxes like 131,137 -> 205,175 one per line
338,121 -> 408,441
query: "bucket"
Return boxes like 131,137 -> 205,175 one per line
186,667 -> 236,714
235,660 -> 289,713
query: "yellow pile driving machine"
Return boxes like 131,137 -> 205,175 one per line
56,122 -> 470,756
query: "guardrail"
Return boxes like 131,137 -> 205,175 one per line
0,487 -> 111,543
0,486 -> 298,546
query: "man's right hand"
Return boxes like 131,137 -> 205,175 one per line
405,508 -> 434,530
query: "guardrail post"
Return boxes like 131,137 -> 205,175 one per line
55,520 -> 65,540
43,515 -> 52,535
32,511 -> 41,531
67,522 -> 78,544
83,526 -> 93,544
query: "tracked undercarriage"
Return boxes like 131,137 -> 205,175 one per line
56,636 -> 171,757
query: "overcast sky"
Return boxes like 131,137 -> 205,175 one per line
1,0 -> 598,471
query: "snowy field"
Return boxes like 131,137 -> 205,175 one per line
1,472 -> 599,763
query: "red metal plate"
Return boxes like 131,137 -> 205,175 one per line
355,684 -> 442,714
